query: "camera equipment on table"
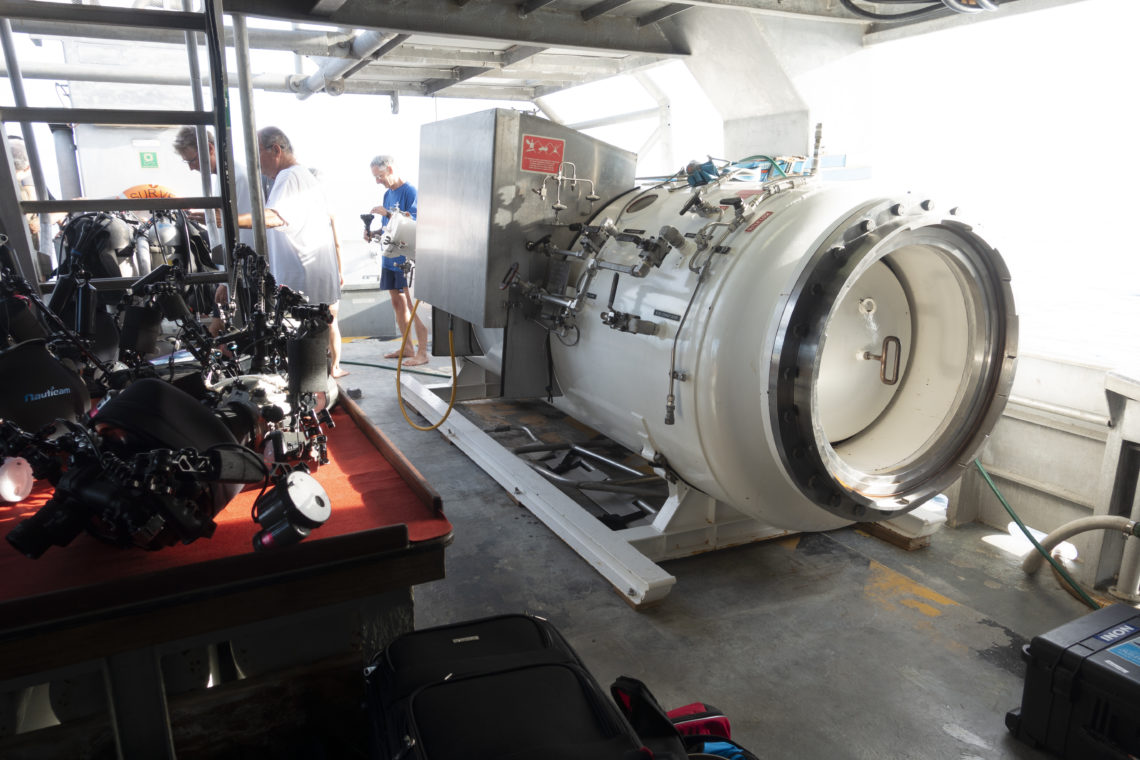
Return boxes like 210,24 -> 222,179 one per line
251,469 -> 331,550
3,378 -> 260,558
0,339 -> 90,432
119,262 -> 239,381
2,235 -> 131,396
2,226 -> 342,558
2,376 -> 331,558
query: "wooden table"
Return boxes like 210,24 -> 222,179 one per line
0,394 -> 452,758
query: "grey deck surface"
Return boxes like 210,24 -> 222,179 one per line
341,336 -> 1092,760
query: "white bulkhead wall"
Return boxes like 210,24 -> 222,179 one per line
668,8 -> 868,161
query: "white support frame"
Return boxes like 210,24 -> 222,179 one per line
401,374 -> 676,607
621,480 -> 789,562
400,374 -> 790,606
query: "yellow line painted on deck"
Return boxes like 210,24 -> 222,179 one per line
864,559 -> 958,618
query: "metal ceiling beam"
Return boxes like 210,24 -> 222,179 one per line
421,43 -> 543,95
308,0 -> 350,15
622,0 -> 857,19
334,79 -> 537,101
435,85 -> 535,101
529,51 -> 672,98
384,48 -> 644,75
502,44 -> 546,67
380,46 -> 503,66
293,29 -> 399,97
582,0 -> 634,22
532,82 -> 577,99
339,33 -> 412,80
474,67 -> 591,83
638,4 -> 691,27
518,0 -> 557,15
223,0 -> 690,57
421,65 -> 493,96
355,49 -> 659,89
352,66 -> 461,81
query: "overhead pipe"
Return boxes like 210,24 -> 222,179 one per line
0,60 -> 296,91
291,30 -> 398,99
9,20 -> 354,57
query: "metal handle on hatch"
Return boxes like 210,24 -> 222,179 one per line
500,262 -> 520,290
863,335 -> 901,386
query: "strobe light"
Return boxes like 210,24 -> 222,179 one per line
0,457 -> 34,503
252,470 -> 331,550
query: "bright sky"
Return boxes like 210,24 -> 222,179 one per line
858,0 -> 1140,367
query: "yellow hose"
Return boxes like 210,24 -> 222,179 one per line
396,298 -> 458,431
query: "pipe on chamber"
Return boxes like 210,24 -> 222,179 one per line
1021,515 -> 1140,575
476,180 -> 1018,532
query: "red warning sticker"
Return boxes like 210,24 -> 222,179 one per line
745,210 -> 774,232
521,134 -> 565,174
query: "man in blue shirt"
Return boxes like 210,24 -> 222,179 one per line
369,155 -> 428,366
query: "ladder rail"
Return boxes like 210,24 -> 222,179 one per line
0,1 -> 206,32
23,197 -> 223,214
0,0 -> 240,296
0,107 -> 217,127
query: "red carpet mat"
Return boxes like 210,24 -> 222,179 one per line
0,406 -> 451,603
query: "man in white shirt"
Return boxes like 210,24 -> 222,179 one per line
237,126 -> 346,378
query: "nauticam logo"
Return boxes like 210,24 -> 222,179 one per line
1095,623 -> 1137,643
23,386 -> 72,404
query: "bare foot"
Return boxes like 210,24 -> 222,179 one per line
384,349 -> 414,359
331,367 -> 350,378
402,354 -> 429,367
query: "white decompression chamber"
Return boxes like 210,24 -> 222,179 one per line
413,109 -> 1017,597
539,181 -> 1016,532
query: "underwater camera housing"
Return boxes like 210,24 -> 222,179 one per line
0,340 -> 90,430
4,378 -> 265,558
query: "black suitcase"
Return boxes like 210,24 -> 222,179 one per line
366,613 -> 652,760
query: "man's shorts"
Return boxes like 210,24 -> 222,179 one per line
380,255 -> 409,291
